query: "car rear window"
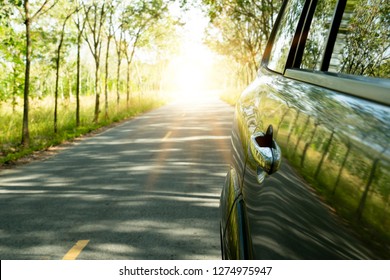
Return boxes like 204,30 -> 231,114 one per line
301,0 -> 390,79
328,0 -> 389,78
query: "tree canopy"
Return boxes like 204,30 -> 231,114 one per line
0,0 -> 183,146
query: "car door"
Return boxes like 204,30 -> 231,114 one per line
237,0 -> 390,259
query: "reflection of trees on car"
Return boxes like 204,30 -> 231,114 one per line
357,146 -> 388,220
286,111 -> 300,147
266,76 -> 389,228
301,0 -> 336,70
301,121 -> 319,167
292,115 -> 310,158
302,0 -> 389,78
332,140 -> 352,195
335,0 -> 390,78
314,130 -> 335,179
268,0 -> 304,72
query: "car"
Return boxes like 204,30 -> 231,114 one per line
219,0 -> 390,259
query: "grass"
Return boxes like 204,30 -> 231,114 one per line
0,91 -> 166,166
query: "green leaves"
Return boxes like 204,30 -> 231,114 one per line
203,0 -> 281,82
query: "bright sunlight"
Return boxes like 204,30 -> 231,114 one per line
163,6 -> 220,101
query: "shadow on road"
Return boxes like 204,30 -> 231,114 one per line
0,97 -> 234,259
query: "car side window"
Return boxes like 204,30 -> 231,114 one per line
301,0 -> 337,71
328,0 -> 389,78
267,0 -> 306,73
301,0 -> 390,79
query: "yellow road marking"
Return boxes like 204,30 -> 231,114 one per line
162,131 -> 172,141
62,240 -> 89,260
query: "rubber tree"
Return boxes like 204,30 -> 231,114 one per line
83,0 -> 108,123
53,7 -> 76,133
73,0 -> 88,127
10,0 -> 59,147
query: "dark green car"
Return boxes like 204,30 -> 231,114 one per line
220,0 -> 389,259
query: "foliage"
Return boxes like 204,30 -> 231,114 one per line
340,0 -> 390,77
0,0 -> 183,154
203,0 -> 281,83
0,92 -> 166,166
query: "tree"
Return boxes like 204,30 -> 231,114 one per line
53,4 -> 76,133
0,0 -> 183,143
203,0 -> 280,83
83,0 -> 107,123
103,1 -> 114,119
121,0 -> 171,108
73,0 -> 88,127
340,0 -> 390,78
19,0 -> 59,147
114,26 -> 125,108
0,16 -> 25,111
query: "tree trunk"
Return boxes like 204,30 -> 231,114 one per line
54,55 -> 60,133
75,6 -> 87,128
104,35 -> 112,120
93,59 -> 100,123
84,3 -> 106,123
76,32 -> 81,127
116,54 -> 121,108
126,61 -> 130,109
54,14 -> 71,133
21,1 -> 31,147
115,28 -> 124,109
12,65 -> 17,113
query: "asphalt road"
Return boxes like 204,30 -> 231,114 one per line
0,94 -> 379,260
0,95 -> 234,260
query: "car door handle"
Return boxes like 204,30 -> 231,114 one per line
249,125 -> 281,176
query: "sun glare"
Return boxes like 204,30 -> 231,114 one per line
163,6 -> 219,102
171,45 -> 214,96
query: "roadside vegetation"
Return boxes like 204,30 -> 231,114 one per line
0,0 -> 183,165
0,92 -> 165,166
0,0 -> 254,167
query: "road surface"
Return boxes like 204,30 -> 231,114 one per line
0,95 -> 234,259
0,95 -> 379,260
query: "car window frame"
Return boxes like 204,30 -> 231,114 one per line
262,0 -> 390,106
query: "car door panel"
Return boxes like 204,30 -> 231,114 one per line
220,0 -> 390,259
219,99 -> 251,259
241,67 -> 389,259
